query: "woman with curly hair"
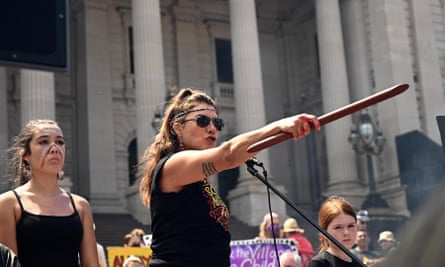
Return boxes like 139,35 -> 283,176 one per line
0,119 -> 99,267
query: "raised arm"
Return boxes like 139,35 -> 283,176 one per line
162,113 -> 320,190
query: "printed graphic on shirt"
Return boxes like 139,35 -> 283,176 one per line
201,179 -> 230,231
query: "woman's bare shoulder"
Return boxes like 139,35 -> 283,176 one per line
0,191 -> 19,221
0,190 -> 17,205
68,193 -> 91,208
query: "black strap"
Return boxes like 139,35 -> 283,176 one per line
67,192 -> 79,215
12,189 -> 79,218
12,190 -> 24,212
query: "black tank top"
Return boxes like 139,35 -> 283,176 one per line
13,190 -> 83,267
149,155 -> 231,267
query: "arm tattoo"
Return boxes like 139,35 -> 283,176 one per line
202,162 -> 218,177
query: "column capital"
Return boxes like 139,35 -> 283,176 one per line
84,0 -> 110,11
72,1 -> 109,12
173,6 -> 201,24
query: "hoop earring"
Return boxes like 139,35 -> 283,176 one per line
57,171 -> 65,180
22,160 -> 32,181
23,166 -> 32,180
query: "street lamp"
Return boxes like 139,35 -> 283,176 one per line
151,82 -> 178,133
348,112 -> 389,209
151,107 -> 163,133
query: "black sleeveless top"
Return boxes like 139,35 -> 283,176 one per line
309,251 -> 364,267
13,190 -> 83,267
149,155 -> 231,267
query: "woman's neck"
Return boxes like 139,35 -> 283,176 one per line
24,179 -> 61,196
327,246 -> 352,262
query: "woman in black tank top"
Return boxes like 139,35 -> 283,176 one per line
137,88 -> 320,266
0,119 -> 99,267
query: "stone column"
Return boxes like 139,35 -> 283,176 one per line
341,0 -> 373,201
173,2 -> 201,88
75,2 -> 122,212
131,0 -> 166,223
368,0 -> 419,215
411,0 -> 443,143
341,0 -> 372,101
227,0 -> 286,226
0,67 -> 8,189
132,0 -> 166,156
315,0 -> 360,203
20,69 -> 55,122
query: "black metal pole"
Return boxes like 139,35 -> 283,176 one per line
366,153 -> 377,194
362,153 -> 389,209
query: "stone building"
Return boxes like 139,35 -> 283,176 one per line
1,0 -> 444,245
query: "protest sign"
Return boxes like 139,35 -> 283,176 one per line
230,238 -> 297,267
106,246 -> 152,267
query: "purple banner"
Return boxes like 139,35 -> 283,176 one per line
230,239 -> 297,267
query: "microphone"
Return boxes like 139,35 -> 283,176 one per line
245,157 -> 264,168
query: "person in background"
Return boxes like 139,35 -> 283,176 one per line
282,217 -> 314,267
351,230 -> 380,265
356,210 -> 370,231
138,88 -> 320,267
123,228 -> 146,247
308,196 -> 362,267
0,119 -> 99,267
353,210 -> 371,250
94,224 -> 107,267
123,233 -> 133,247
280,251 -> 302,267
378,231 -> 397,257
129,228 -> 146,247
257,212 -> 282,239
123,255 -> 144,267
97,242 -> 107,267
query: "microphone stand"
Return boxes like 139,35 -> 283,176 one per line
245,160 -> 366,267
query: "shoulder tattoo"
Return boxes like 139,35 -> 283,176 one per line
202,162 -> 217,177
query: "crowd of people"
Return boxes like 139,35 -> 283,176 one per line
0,88 -> 402,267
98,209 -> 397,267
254,206 -> 399,267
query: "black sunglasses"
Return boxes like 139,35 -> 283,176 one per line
180,114 -> 225,131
